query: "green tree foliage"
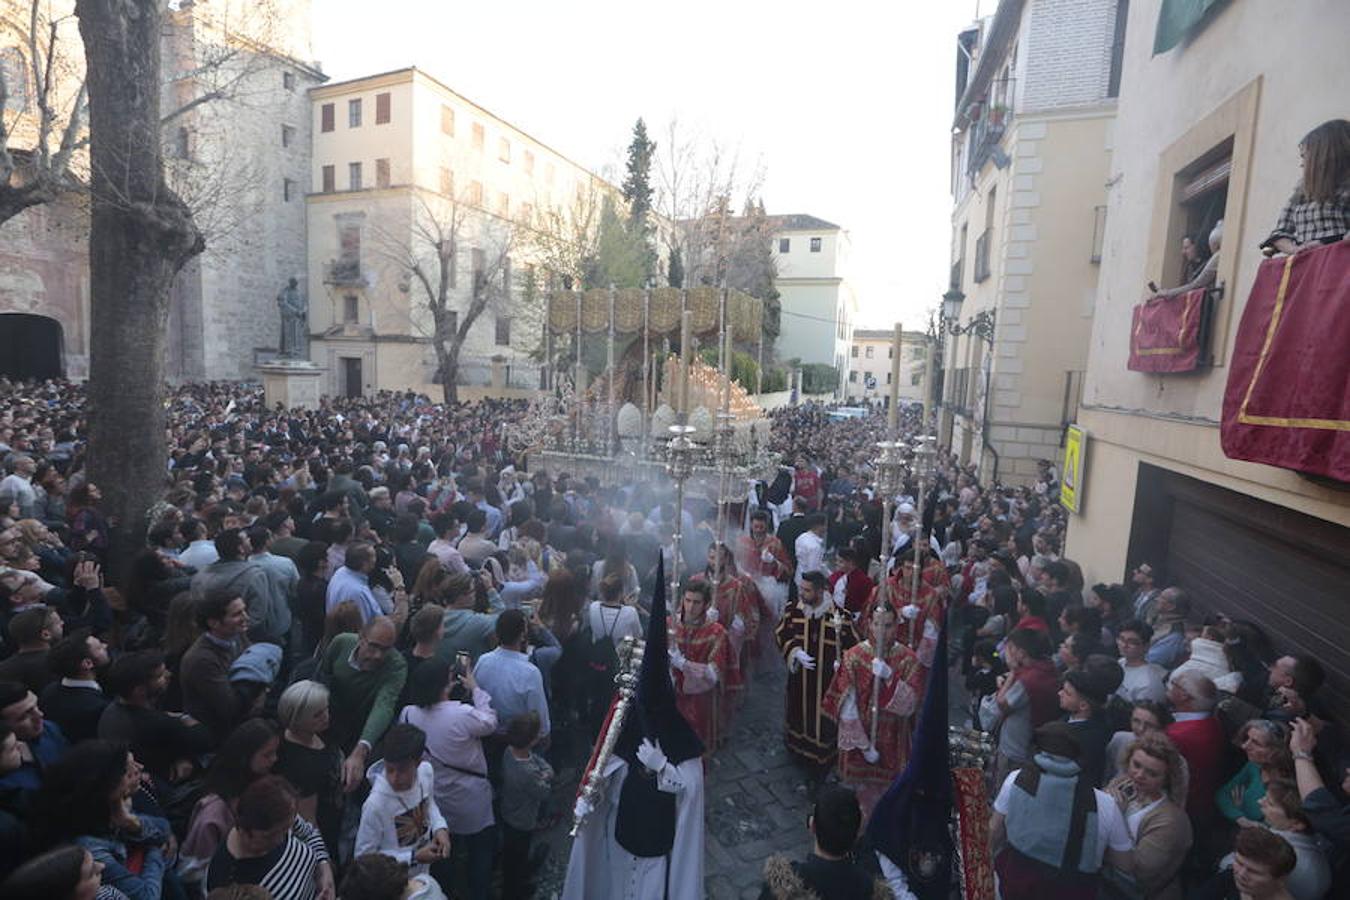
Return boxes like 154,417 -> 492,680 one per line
698,347 -> 763,393
582,195 -> 649,289
801,363 -> 840,395
621,118 -> 657,282
667,246 -> 684,287
761,367 -> 788,392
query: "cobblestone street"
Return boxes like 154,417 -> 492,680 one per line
534,648 -> 815,899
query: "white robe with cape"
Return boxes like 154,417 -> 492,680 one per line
562,754 -> 705,900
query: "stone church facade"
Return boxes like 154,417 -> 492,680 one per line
0,0 -> 324,381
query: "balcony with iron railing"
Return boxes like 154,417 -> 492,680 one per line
965,78 -> 1015,177
324,257 -> 367,286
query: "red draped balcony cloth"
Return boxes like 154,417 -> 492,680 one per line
1221,241 -> 1350,482
1128,288 -> 1207,373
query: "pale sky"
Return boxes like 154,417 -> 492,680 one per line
312,0 -> 983,330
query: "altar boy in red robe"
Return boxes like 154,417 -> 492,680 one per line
669,578 -> 730,753
823,602 -> 924,820
827,546 -> 875,618
703,543 -> 762,734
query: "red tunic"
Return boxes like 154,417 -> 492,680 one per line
794,469 -> 822,510
735,533 -> 793,584
828,568 -> 875,616
822,639 -> 923,787
860,573 -> 944,653
670,617 -> 730,752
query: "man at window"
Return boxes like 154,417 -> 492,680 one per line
1155,219 -> 1221,299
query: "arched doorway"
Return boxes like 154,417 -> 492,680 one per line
0,314 -> 64,380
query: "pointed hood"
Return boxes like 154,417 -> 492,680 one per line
616,557 -> 703,765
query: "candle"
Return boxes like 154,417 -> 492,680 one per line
679,310 -> 692,417
888,322 -> 902,432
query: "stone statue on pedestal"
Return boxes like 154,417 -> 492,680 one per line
277,277 -> 308,358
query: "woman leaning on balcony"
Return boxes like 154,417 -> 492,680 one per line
1262,118 -> 1350,255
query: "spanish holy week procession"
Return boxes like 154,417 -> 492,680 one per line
2,2 -> 1348,900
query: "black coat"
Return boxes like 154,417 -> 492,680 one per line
39,681 -> 110,744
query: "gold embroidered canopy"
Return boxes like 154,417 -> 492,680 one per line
546,287 -> 764,342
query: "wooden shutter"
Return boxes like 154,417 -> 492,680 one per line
321,103 -> 334,132
376,92 -> 391,124
321,165 -> 335,193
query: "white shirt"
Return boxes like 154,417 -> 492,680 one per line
794,530 -> 826,587
1116,659 -> 1168,705
586,602 -> 643,648
993,770 -> 1134,870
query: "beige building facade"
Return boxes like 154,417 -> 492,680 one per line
771,215 -> 856,391
1063,2 -> 1350,717
844,329 -> 928,408
940,0 -> 1121,483
306,67 -> 617,398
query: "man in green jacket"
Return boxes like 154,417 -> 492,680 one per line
320,616 -> 407,791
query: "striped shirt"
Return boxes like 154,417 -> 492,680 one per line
206,819 -> 322,900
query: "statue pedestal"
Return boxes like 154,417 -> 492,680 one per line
258,359 -> 324,411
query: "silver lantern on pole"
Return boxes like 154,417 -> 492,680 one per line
665,423 -> 697,599
908,435 -> 937,605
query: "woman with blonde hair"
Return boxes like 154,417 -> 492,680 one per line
1264,118 -> 1350,254
1104,732 -> 1192,899
274,680 -> 343,854
410,556 -> 454,616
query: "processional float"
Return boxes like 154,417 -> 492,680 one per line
508,285 -> 777,497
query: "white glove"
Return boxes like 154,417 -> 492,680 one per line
731,614 -> 745,635
791,648 -> 816,671
668,647 -> 687,671
901,603 -> 920,621
573,797 -> 593,820
706,607 -> 720,623
636,738 -> 668,774
871,658 -> 893,680
863,746 -> 881,764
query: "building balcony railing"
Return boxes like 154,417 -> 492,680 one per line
974,229 -> 992,283
965,78 -> 1015,177
324,258 -> 366,286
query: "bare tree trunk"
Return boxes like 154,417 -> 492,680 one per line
439,339 -> 462,405
76,0 -> 204,573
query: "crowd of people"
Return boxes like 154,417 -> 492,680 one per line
0,376 -> 1345,900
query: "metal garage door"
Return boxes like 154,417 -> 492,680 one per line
1127,463 -> 1350,724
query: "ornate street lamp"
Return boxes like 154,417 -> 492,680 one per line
943,287 -> 996,346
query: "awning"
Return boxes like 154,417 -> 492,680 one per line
1153,0 -> 1230,55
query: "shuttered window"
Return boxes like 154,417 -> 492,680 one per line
321,103 -> 334,133
376,92 -> 391,124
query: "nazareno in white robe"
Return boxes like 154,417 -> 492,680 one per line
562,753 -> 705,900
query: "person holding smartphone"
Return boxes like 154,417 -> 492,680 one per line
399,657 -> 496,900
